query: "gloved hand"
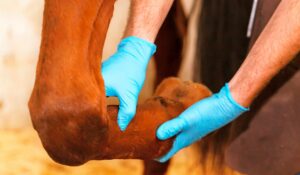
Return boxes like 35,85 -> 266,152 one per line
156,84 -> 249,162
102,36 -> 156,131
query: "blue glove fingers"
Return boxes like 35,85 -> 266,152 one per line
104,86 -> 115,97
155,83 -> 250,162
117,92 -> 138,131
101,36 -> 157,131
156,117 -> 187,140
156,146 -> 178,163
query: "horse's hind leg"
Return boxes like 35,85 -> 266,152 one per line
143,160 -> 170,175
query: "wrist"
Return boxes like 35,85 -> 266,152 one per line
218,84 -> 249,118
228,80 -> 252,108
223,83 -> 249,111
118,36 -> 157,64
123,30 -> 157,43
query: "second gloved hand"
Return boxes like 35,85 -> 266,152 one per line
156,84 -> 249,162
102,36 -> 156,131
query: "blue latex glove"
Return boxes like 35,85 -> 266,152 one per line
102,36 -> 156,131
156,84 -> 249,162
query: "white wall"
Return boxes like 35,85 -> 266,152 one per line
0,0 -> 43,128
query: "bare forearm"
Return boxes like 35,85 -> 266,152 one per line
229,0 -> 300,107
124,0 -> 174,42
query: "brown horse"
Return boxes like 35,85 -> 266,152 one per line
28,0 -> 211,174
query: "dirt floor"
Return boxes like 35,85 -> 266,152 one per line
0,129 -> 243,175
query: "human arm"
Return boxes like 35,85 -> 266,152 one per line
123,0 -> 175,42
229,0 -> 300,107
102,0 -> 174,131
156,0 -> 300,162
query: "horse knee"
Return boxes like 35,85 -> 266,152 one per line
29,97 -> 109,166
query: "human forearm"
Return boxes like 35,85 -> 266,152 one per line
103,0 -> 174,131
124,0 -> 174,42
229,0 -> 300,107
155,1 -> 300,161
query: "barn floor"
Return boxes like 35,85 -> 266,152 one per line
0,129 -> 242,175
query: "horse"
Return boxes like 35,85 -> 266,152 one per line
28,0 -> 213,175
30,0 -> 300,174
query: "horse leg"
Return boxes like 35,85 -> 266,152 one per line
28,0 -> 116,165
28,0 -> 211,168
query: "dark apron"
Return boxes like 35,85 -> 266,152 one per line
225,0 -> 300,175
